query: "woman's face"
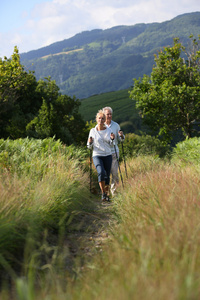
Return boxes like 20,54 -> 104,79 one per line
96,113 -> 105,125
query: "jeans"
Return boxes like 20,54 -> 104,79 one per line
93,155 -> 112,185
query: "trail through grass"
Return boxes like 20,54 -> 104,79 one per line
1,138 -> 200,299
63,158 -> 200,300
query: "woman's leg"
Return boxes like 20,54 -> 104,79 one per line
99,181 -> 105,194
93,156 -> 107,195
102,155 -> 112,199
102,155 -> 112,186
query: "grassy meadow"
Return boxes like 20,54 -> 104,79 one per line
0,137 -> 200,299
79,89 -> 132,123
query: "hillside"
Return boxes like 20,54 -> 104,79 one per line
79,89 -> 132,122
20,12 -> 200,99
79,89 -> 147,134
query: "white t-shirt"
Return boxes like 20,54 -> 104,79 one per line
87,125 -> 113,157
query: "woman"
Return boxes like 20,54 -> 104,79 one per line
87,110 -> 115,201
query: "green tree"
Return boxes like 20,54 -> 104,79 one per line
33,98 -> 55,138
0,48 -> 88,145
129,36 -> 200,144
0,47 -> 41,138
36,76 -> 60,102
27,80 -> 88,145
53,94 -> 87,145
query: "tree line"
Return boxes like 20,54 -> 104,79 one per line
0,47 -> 88,145
1,36 -> 200,147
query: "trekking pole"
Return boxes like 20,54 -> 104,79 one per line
121,142 -> 128,178
112,137 -> 124,188
89,138 -> 93,193
89,148 -> 92,193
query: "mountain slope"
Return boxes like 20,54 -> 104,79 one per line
20,12 -> 200,99
79,88 -> 145,134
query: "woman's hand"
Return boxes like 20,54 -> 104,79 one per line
88,137 -> 93,144
110,133 -> 115,140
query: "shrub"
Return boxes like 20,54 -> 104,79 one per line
172,137 -> 200,164
122,133 -> 170,158
0,137 -> 88,177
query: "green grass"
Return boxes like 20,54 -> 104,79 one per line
73,158 -> 200,300
10,153 -> 199,300
1,137 -> 200,299
0,138 -> 101,290
42,154 -> 200,300
79,88 -> 136,124
172,137 -> 200,164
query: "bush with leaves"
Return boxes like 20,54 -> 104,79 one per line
122,133 -> 170,158
172,136 -> 200,164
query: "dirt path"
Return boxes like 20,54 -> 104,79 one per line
65,199 -> 115,272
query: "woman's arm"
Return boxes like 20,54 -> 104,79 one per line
87,129 -> 94,149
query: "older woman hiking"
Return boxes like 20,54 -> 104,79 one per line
87,109 -> 115,202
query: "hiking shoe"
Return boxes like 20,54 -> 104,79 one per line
101,192 -> 107,201
106,194 -> 111,202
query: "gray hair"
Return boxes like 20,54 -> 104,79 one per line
103,107 -> 113,114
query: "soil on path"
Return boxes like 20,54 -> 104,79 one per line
64,197 -> 115,273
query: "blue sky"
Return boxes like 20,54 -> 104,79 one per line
0,0 -> 200,58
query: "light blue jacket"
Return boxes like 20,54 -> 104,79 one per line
106,120 -> 125,154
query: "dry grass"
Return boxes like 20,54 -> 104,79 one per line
1,150 -> 200,300
0,142 -> 94,298
60,157 -> 200,300
0,153 -> 89,217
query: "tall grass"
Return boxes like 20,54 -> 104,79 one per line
10,155 -> 199,300
0,137 -> 100,297
1,138 -> 200,299
61,157 -> 200,300
30,155 -> 199,300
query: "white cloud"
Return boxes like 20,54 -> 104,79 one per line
0,0 -> 199,58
